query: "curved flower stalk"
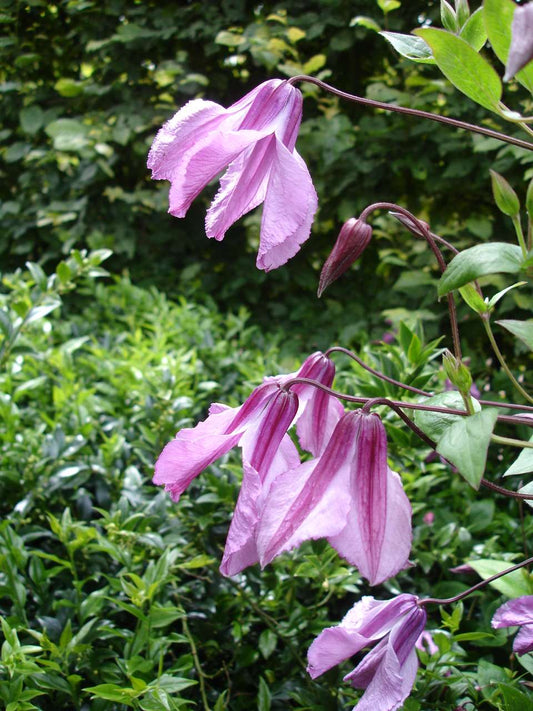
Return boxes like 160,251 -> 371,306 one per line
307,595 -> 426,711
257,409 -> 412,585
154,352 -> 342,575
492,596 -> 533,655
147,79 -> 318,271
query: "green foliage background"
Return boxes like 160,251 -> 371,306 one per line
1,0 -> 533,709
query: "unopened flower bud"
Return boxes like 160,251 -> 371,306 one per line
490,169 -> 520,218
442,350 -> 473,395
318,218 -> 372,297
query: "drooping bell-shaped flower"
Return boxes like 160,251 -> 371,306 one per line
148,79 -> 318,271
257,409 -> 412,585
154,351 -> 342,576
307,594 -> 426,711
492,595 -> 533,654
504,3 -> 533,82
318,218 -> 372,296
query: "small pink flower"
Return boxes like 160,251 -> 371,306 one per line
423,511 -> 435,526
148,79 -> 318,271
308,594 -> 426,711
415,630 -> 438,656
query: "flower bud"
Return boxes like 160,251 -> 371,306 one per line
442,350 -> 473,395
317,218 -> 372,297
490,169 -> 520,218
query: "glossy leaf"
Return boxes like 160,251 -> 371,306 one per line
415,28 -> 502,112
380,32 -> 435,64
468,559 -> 533,597
503,436 -> 533,477
438,243 -> 524,296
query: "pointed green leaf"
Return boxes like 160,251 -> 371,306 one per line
460,8 -> 487,51
496,318 -> 533,350
380,32 -> 435,64
436,408 -> 499,488
484,0 -> 533,94
503,435 -> 533,477
415,28 -> 502,111
459,283 -> 487,314
438,243 -> 524,296
441,1 -> 459,33
487,282 -> 526,310
468,558 -> 533,597
413,391 -> 479,441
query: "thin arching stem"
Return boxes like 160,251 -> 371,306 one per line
359,202 -> 462,360
324,345 -> 433,397
287,75 -> 533,152
419,556 -> 533,607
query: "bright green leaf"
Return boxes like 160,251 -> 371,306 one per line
459,8 -> 487,51
484,0 -> 533,94
415,28 -> 502,111
19,105 -> 44,134
496,318 -> 533,350
414,391 -> 479,441
503,434 -> 533,477
436,408 -> 499,488
380,32 -> 435,64
468,559 -> 533,597
438,243 -> 524,296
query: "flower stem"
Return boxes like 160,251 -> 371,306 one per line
419,556 -> 533,608
287,75 -> 533,152
491,433 -> 533,449
482,317 -> 533,404
512,215 -> 528,258
359,202 -> 462,360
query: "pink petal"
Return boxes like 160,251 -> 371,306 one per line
514,624 -> 533,655
257,143 -> 318,271
168,129 -> 264,218
147,99 -> 228,180
504,4 -> 533,81
331,468 -> 412,586
153,406 -> 241,501
307,626 -> 375,679
492,595 -> 533,629
205,136 -> 273,240
219,461 -> 262,577
349,645 -> 418,711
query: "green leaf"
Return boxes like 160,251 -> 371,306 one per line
83,684 -> 137,705
45,118 -> 89,152
19,105 -> 44,135
380,32 -> 435,64
414,391 -> 479,441
350,16 -> 382,33
441,1 -> 458,33
438,243 -> 524,296
519,481 -> 533,510
468,559 -> 533,597
487,282 -> 526,310
436,408 -> 499,488
484,0 -> 533,94
459,284 -> 487,314
503,435 -> 533,477
258,629 -> 277,659
496,319 -> 533,350
377,0 -> 401,13
415,28 -> 502,111
459,8 -> 487,51
257,677 -> 271,711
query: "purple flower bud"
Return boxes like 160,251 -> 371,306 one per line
318,218 -> 372,296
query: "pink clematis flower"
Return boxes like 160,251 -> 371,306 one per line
307,594 -> 427,711
492,595 -> 533,655
504,3 -> 533,82
147,79 -> 318,271
257,409 -> 412,585
154,351 -> 342,575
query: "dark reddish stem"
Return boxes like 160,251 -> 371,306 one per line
419,556 -> 533,607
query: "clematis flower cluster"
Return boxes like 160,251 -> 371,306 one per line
154,351 -> 412,583
148,79 -> 317,271
307,594 -> 427,711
